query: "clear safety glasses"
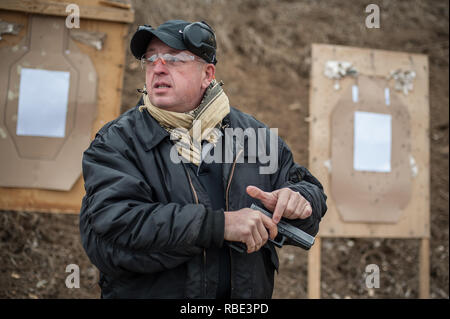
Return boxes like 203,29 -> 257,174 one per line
140,52 -> 204,70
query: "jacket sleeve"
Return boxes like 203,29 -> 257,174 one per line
79,127 -> 223,278
271,137 -> 328,239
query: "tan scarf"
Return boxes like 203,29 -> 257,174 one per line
139,79 -> 230,165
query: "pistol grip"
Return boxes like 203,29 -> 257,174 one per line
228,242 -> 246,253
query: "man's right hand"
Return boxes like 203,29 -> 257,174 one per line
224,208 -> 278,253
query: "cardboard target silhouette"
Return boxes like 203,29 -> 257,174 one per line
0,15 -> 97,190
0,1 -> 134,213
307,44 -> 430,298
330,75 -> 412,223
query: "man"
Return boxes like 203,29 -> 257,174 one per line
79,19 -> 327,299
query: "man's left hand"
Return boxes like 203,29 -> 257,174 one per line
246,186 -> 312,224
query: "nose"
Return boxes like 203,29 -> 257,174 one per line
151,58 -> 168,74
153,57 -> 166,66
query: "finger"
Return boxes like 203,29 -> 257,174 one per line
273,189 -> 290,223
250,222 -> 264,253
244,231 -> 257,254
246,186 -> 277,210
300,202 -> 312,219
256,216 -> 269,246
292,200 -> 305,219
246,185 -> 269,201
294,199 -> 312,219
284,193 -> 300,219
259,212 -> 278,240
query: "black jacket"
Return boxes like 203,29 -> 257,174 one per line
79,105 -> 327,298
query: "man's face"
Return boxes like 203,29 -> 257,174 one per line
144,38 -> 215,113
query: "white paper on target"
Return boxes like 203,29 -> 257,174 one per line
353,111 -> 392,172
16,68 -> 70,138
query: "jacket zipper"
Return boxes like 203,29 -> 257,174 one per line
185,168 -> 199,204
225,149 -> 244,209
184,166 -> 207,297
225,149 -> 244,298
185,146 -> 244,298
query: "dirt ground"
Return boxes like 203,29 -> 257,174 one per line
0,0 -> 448,299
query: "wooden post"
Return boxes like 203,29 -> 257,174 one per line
308,236 -> 321,299
419,237 -> 430,299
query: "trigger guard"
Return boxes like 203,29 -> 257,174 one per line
269,235 -> 286,248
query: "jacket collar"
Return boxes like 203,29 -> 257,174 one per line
133,103 -> 237,152
134,105 -> 170,151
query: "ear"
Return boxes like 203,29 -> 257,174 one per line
201,64 -> 216,90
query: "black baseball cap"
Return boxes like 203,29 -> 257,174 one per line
130,19 -> 217,64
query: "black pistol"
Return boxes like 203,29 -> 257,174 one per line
228,204 -> 315,253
